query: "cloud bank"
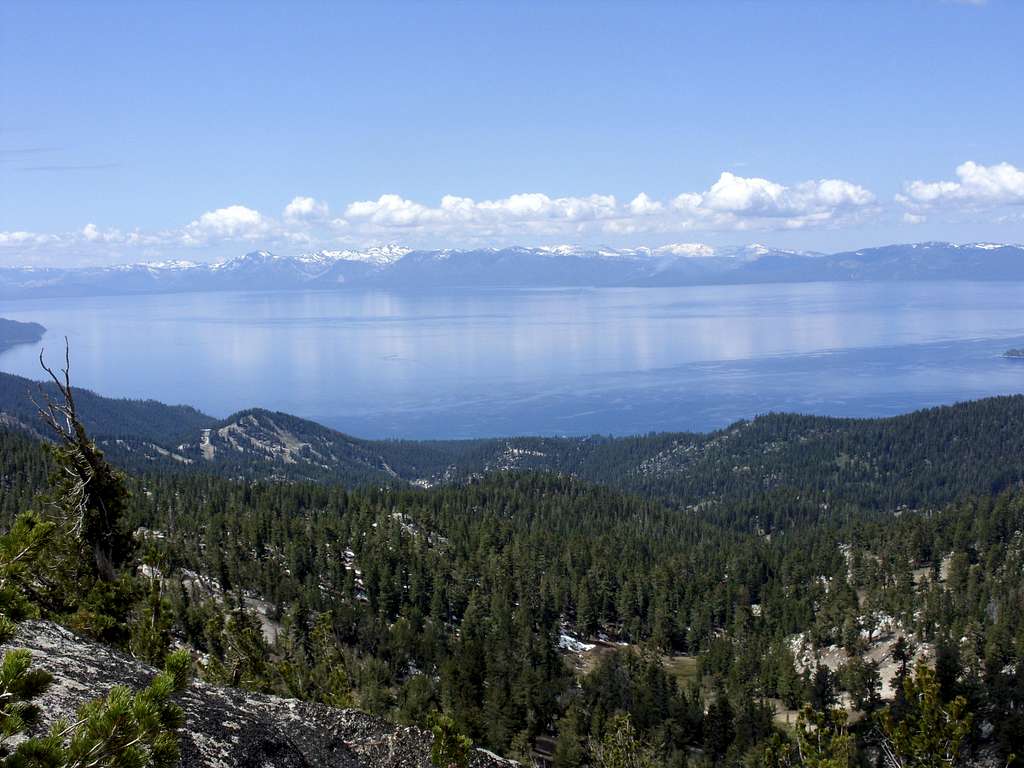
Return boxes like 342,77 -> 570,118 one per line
0,163 -> 1018,266
898,161 -> 1024,219
342,173 -> 875,238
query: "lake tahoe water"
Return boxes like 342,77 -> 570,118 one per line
2,282 -> 1024,439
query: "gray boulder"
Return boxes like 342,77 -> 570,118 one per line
5,620 -> 515,768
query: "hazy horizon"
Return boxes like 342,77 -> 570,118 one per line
3,1 -> 1024,268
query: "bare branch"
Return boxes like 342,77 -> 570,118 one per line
33,338 -> 80,447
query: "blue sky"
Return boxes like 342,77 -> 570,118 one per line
1,0 -> 1022,266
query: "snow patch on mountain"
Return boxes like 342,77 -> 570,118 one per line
311,244 -> 412,265
3,241 -> 1023,299
538,243 -> 718,259
652,243 -> 717,258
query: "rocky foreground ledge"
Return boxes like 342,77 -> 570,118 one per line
7,621 -> 515,768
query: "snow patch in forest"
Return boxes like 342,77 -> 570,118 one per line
559,633 -> 596,654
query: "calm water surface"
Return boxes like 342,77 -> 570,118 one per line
2,282 -> 1023,438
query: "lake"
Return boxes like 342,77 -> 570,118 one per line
1,282 -> 1023,439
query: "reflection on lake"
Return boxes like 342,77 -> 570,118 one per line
1,282 -> 1023,438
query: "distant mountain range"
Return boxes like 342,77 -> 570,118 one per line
2,241 -> 1023,298
3,369 -> 1023,513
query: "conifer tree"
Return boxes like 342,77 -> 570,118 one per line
794,705 -> 853,768
1,651 -> 191,768
430,712 -> 471,768
590,713 -> 658,768
877,662 -> 972,768
703,691 -> 735,763
34,345 -> 135,582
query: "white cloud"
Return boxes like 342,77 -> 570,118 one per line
903,212 -> 926,225
670,193 -> 704,213
182,204 -> 266,244
898,161 -> 1024,209
702,173 -> 786,213
0,230 -> 60,246
81,223 -> 126,243
283,196 -> 328,221
662,173 -> 875,232
344,192 -> 620,229
342,174 -> 874,237
346,194 -> 436,226
0,174 -> 880,265
702,172 -> 874,218
628,193 -> 664,216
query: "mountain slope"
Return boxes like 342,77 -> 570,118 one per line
0,370 -> 214,444
2,370 -> 1023,518
2,242 -> 1022,298
0,318 -> 45,353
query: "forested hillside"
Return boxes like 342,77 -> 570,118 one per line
0,369 -> 214,443
0,318 -> 45,352
3,369 -> 1024,525
2,377 -> 1023,765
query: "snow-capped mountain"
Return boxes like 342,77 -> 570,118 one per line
0,242 -> 1021,298
539,242 -> 820,260
309,244 -> 412,265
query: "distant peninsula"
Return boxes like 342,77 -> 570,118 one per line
0,318 -> 46,353
1004,348 -> 1024,359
